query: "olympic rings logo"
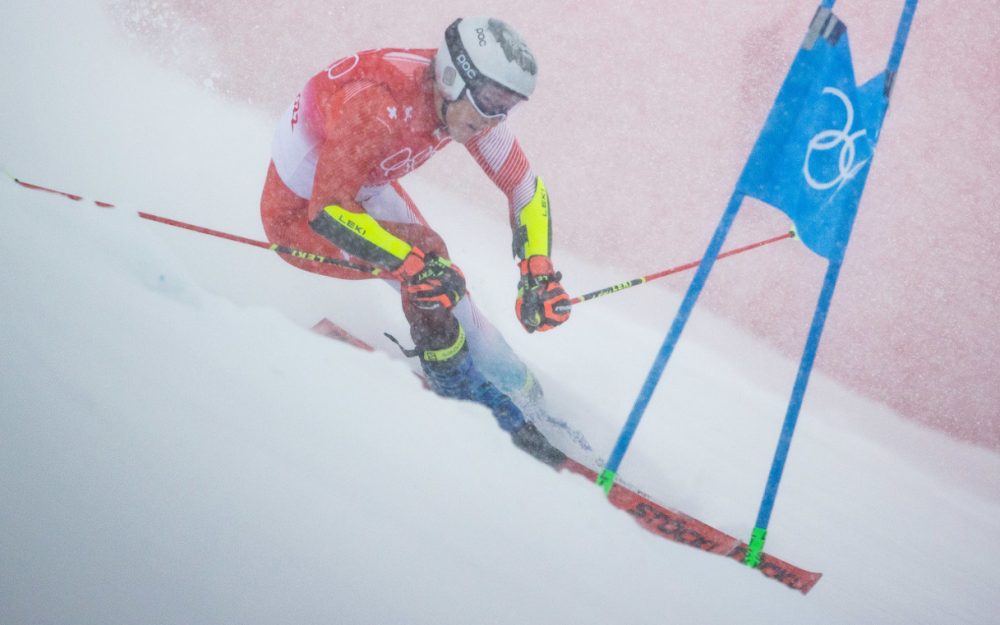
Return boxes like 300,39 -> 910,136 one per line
802,87 -> 869,191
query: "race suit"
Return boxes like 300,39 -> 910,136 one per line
260,48 -> 552,394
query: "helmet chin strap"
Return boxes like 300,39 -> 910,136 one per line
439,86 -> 474,129
439,97 -> 452,125
429,64 -> 455,129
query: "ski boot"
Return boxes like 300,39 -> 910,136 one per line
420,343 -> 526,432
510,421 -> 567,468
418,336 -> 566,468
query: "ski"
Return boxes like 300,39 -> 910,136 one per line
312,317 -> 822,594
559,459 -> 821,594
311,318 -> 376,351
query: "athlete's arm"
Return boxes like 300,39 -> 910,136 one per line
465,123 -> 550,260
466,123 -> 570,332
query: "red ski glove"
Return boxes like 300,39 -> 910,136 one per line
515,256 -> 571,333
395,247 -> 466,310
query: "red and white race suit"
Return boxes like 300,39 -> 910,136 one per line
259,47 -> 544,397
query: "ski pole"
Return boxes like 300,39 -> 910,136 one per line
4,172 -> 384,276
570,231 -> 795,306
6,172 -> 792,297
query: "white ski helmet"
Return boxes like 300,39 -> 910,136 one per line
434,17 -> 538,117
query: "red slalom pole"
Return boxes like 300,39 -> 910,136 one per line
570,231 -> 794,306
6,173 -> 384,276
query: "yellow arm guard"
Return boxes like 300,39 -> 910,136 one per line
513,176 -> 551,260
310,204 -> 413,270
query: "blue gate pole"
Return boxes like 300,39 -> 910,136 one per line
887,0 -> 918,76
744,0 -> 918,568
597,191 -> 745,493
744,253 -> 843,567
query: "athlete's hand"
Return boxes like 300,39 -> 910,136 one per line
515,256 -> 571,333
395,247 -> 466,310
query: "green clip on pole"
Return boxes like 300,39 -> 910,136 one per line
745,527 -> 768,568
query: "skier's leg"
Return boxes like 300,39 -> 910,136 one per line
452,294 -> 592,455
260,161 -> 371,280
362,182 -> 566,465
451,296 -> 537,398
355,184 -> 528,433
403,302 -> 526,431
360,181 -> 538,395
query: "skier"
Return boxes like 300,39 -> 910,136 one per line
259,17 -> 571,466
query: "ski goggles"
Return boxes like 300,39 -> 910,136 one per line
462,81 -> 525,120
445,21 -> 527,120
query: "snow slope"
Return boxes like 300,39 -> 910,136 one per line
2,3 -> 999,624
103,0 -> 1000,450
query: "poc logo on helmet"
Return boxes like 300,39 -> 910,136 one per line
475,27 -> 488,46
455,53 -> 477,79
